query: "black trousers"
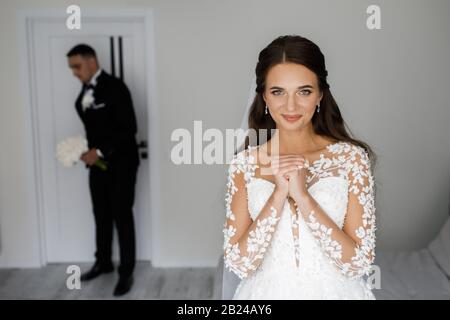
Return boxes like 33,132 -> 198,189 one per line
89,157 -> 138,277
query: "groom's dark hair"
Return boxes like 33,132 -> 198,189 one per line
67,44 -> 97,59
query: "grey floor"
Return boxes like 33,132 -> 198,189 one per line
0,262 -> 221,300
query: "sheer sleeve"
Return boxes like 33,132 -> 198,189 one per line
222,151 -> 284,280
299,146 -> 376,279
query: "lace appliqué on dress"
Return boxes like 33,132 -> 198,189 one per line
302,143 -> 376,279
223,148 -> 281,279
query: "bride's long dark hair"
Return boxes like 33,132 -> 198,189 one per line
245,35 -> 376,164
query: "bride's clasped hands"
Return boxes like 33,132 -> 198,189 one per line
270,154 -> 311,206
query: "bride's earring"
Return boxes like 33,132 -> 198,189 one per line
316,103 -> 320,113
265,105 -> 268,115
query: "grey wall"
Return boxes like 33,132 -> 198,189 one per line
1,0 -> 449,267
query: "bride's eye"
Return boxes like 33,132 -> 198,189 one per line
271,90 -> 283,96
299,90 -> 312,95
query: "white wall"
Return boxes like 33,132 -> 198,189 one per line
1,0 -> 450,268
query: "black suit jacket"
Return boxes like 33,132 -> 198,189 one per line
75,71 -> 139,164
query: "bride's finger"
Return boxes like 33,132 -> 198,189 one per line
275,160 -> 307,170
270,154 -> 305,159
272,155 -> 307,161
275,161 -> 307,169
276,165 -> 302,176
271,156 -> 305,162
271,155 -> 306,162
277,165 -> 309,179
271,156 -> 307,164
273,164 -> 305,175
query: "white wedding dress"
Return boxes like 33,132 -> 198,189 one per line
222,141 -> 376,299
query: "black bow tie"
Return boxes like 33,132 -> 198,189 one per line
84,83 -> 95,91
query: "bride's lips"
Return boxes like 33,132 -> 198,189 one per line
282,114 -> 302,122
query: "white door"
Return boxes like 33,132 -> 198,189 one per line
30,18 -> 152,263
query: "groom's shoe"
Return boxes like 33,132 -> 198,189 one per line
80,262 -> 114,281
113,275 -> 134,296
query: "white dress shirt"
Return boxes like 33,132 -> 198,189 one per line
83,69 -> 104,158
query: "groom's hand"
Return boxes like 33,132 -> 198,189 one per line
81,148 -> 99,166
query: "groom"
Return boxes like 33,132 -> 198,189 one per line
67,44 -> 139,296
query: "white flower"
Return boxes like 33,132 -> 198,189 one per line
81,89 -> 95,111
56,135 -> 88,167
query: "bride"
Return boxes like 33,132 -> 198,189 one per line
222,35 -> 377,299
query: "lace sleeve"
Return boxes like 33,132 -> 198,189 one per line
222,151 -> 284,280
299,146 -> 376,279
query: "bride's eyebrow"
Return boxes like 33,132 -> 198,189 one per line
269,85 -> 314,90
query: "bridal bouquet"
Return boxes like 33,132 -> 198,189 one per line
56,135 -> 108,171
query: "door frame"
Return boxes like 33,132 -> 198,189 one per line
18,8 -> 161,267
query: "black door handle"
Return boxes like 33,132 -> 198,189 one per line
138,140 -> 148,159
138,140 -> 147,149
